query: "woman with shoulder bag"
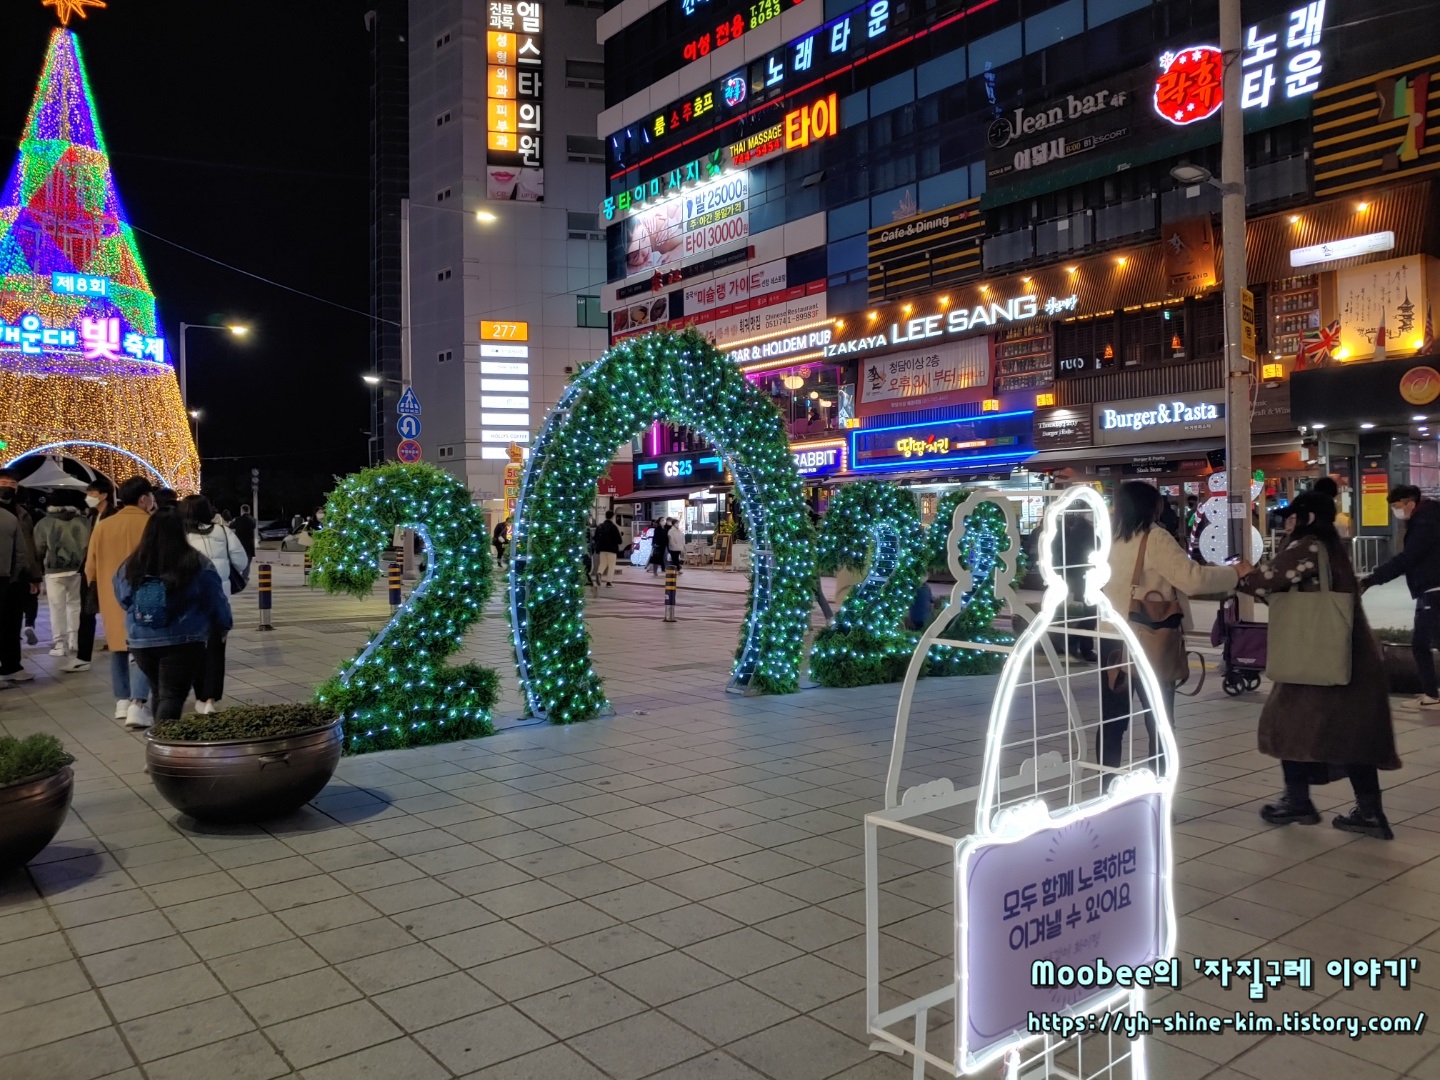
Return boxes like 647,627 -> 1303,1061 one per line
182,495 -> 250,714
1236,491 -> 1398,839
1102,482 -> 1247,781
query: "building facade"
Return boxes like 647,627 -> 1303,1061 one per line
407,0 -> 611,516
367,1 -> 410,466
596,0 -> 1440,542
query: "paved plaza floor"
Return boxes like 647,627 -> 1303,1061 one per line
4,567 -> 1440,1078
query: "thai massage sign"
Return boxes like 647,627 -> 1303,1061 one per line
1094,392 -> 1226,445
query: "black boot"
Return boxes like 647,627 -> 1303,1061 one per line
1333,793 -> 1394,840
1260,791 -> 1320,826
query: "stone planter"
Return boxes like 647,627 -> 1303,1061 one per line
0,766 -> 73,869
146,720 -> 342,824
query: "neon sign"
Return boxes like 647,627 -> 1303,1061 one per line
823,295 -> 1077,358
784,92 -> 838,149
850,412 -> 1034,473
792,443 -> 843,475
50,273 -> 109,297
0,313 -> 164,364
1154,5 -> 1328,127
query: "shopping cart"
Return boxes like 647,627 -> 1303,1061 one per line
1210,595 -> 1267,695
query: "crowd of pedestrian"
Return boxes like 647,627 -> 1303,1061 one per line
0,467 -> 250,729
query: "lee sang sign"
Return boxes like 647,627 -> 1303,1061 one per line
824,294 -> 1075,358
1095,393 -> 1226,445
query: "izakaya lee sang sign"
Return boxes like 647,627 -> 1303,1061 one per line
824,294 -> 1078,358
959,792 -> 1168,1067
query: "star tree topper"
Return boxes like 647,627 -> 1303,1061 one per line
44,0 -> 108,26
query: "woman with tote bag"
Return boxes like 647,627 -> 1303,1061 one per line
1102,482 -> 1246,780
1236,491 -> 1399,839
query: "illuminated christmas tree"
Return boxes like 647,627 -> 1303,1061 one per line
0,28 -> 197,490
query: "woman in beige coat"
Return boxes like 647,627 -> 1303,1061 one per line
1100,481 -> 1248,778
84,477 -> 156,728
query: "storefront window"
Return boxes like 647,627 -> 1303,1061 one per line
749,363 -> 848,437
1411,441 -> 1440,497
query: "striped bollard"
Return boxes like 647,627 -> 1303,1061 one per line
303,550 -> 312,583
388,562 -> 403,612
664,568 -> 677,622
256,563 -> 273,631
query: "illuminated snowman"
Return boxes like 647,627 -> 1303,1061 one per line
1196,470 -> 1263,565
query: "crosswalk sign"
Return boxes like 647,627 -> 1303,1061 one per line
397,387 -> 422,416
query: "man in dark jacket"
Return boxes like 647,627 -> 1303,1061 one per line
0,468 -> 40,685
1365,484 -> 1440,706
232,504 -> 257,560
592,511 -> 622,587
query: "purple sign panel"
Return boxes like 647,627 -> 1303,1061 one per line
959,791 -> 1168,1066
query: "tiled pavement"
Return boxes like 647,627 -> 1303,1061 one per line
5,571 -> 1440,1078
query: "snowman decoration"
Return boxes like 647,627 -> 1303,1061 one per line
1196,470 -> 1263,565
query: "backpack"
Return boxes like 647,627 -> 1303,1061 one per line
48,518 -> 85,572
131,577 -> 171,628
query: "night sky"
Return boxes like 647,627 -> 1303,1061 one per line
0,0 -> 375,519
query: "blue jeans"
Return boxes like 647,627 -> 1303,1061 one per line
110,651 -> 152,702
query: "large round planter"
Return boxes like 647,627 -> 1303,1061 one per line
146,721 -> 342,824
0,766 -> 73,870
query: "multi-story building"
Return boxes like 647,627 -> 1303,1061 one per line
597,0 -> 1440,546
367,2 -> 410,466
406,0 -> 611,521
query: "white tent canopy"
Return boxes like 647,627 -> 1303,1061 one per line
19,455 -> 94,491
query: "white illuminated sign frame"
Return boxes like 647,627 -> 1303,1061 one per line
1289,230 -> 1396,268
864,485 -> 1177,1079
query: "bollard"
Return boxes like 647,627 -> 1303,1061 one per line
303,550 -> 312,583
388,562 -> 403,612
256,563 -> 273,631
663,568 -> 677,622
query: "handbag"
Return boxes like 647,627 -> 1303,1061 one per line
221,526 -> 249,594
1123,531 -> 1189,685
1264,544 -> 1353,686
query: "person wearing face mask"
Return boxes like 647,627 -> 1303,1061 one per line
1363,484 -> 1440,708
0,468 -> 41,687
85,476 -> 157,728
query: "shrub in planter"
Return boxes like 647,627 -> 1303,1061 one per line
0,733 -> 74,869
147,704 -> 342,824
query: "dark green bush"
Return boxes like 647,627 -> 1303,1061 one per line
150,703 -> 338,743
0,733 -> 73,787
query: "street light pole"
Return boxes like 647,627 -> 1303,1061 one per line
178,322 -> 249,413
1220,0 -> 1252,568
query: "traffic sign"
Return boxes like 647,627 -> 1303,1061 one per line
397,415 -> 422,440
397,439 -> 422,463
397,387 -> 422,416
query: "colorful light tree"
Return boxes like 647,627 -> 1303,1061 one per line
0,29 -> 198,490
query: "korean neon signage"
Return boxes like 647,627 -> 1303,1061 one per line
0,313 -> 165,364
681,0 -> 798,65
1153,3 -> 1327,127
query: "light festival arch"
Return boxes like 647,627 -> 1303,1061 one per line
4,439 -> 166,487
509,328 -> 815,724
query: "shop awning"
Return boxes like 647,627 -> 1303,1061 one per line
1029,433 -> 1299,472
618,487 -> 718,502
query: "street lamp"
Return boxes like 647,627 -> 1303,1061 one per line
178,322 -> 249,411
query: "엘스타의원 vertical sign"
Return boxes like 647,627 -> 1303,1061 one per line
486,1 -> 543,201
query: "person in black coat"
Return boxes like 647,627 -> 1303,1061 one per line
591,511 -> 622,587
1364,484 -> 1440,706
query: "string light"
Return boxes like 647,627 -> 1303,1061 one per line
509,327 -> 815,723
809,481 -> 930,687
0,30 -> 198,490
311,462 -> 498,754
924,491 -> 1023,676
